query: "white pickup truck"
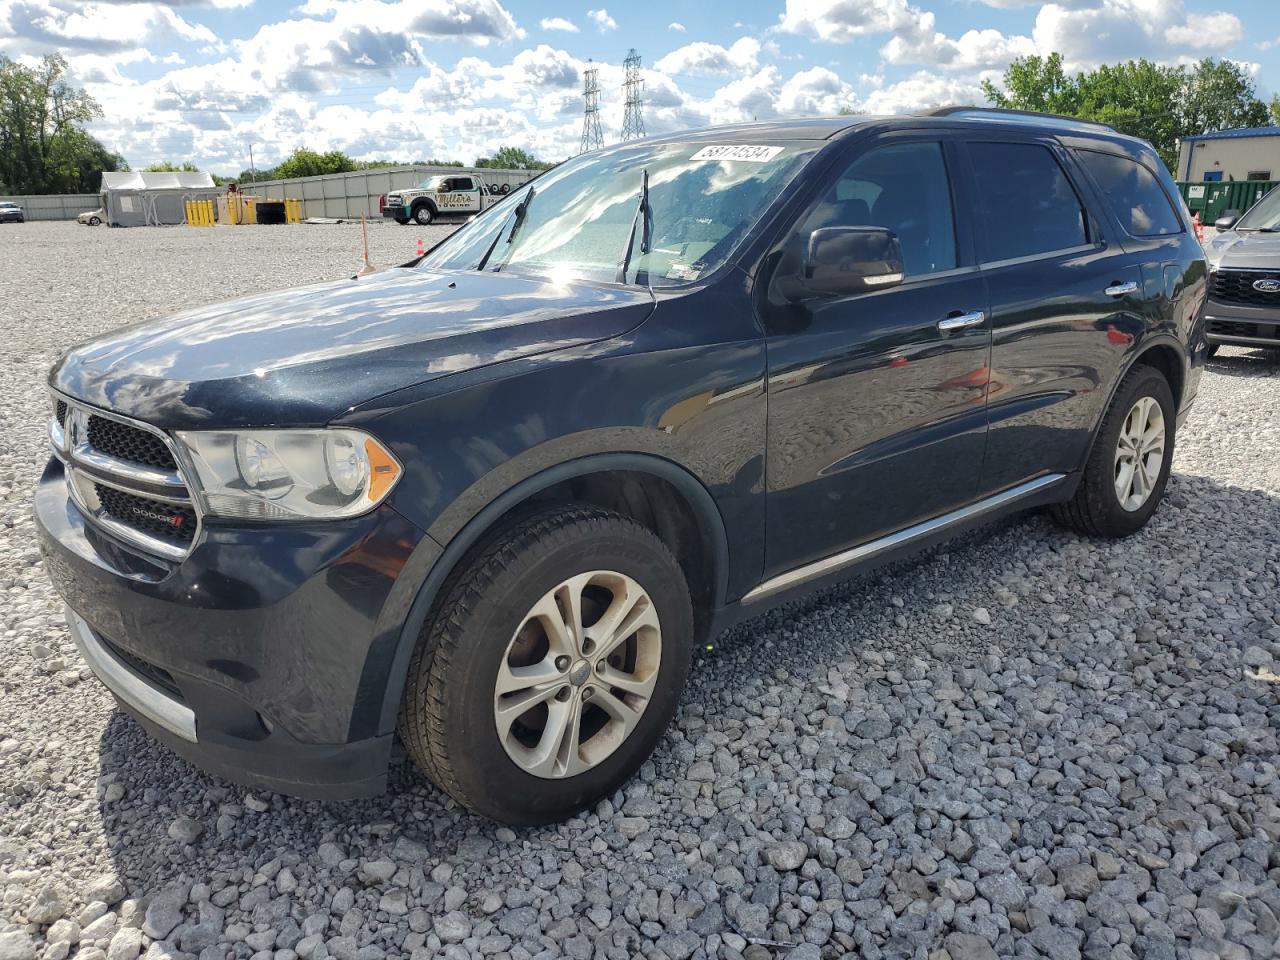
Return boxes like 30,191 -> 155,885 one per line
381,174 -> 519,226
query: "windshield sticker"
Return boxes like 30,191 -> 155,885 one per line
690,145 -> 784,163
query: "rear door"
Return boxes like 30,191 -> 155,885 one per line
960,137 -> 1146,493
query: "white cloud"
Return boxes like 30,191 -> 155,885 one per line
0,0 -> 218,54
1033,1 -> 1244,68
777,0 -> 924,43
882,17 -> 1035,72
667,21 -> 684,33
857,71 -> 986,114
587,8 -> 616,33
654,38 -> 761,77
539,16 -> 577,32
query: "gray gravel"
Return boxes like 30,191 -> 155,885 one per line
2,220 -> 1279,960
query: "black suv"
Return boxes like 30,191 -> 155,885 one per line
37,109 -> 1207,825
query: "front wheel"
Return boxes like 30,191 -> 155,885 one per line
398,506 -> 693,825
413,204 -> 434,226
1051,365 -> 1175,538
88,216 -> 101,226
394,216 -> 409,225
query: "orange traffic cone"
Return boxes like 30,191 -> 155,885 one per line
1192,211 -> 1204,243
416,238 -> 425,257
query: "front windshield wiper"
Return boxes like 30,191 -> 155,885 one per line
477,185 -> 536,272
615,169 -> 651,284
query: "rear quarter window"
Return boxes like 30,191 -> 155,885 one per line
967,141 -> 1089,263
1075,150 -> 1183,238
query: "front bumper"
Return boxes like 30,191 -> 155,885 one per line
36,456 -> 427,799
1204,299 -> 1280,349
382,204 -> 409,219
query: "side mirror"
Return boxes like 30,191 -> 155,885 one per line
1215,210 -> 1241,231
797,226 -> 906,299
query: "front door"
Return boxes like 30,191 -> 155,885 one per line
760,136 -> 991,579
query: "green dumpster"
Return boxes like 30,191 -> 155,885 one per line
1178,179 -> 1279,225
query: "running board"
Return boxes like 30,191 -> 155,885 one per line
743,473 -> 1066,604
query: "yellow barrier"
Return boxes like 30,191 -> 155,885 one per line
185,199 -> 215,227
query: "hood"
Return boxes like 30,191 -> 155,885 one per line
50,267 -> 653,429
1203,230 -> 1280,270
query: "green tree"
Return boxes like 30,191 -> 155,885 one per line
1179,58 -> 1269,136
981,53 -> 1078,116
1271,94 -> 1280,126
144,161 -> 201,173
0,53 -> 124,194
1075,60 -> 1184,169
270,147 -> 358,180
474,146 -> 552,170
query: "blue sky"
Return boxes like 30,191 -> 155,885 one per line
1,1 -> 1276,173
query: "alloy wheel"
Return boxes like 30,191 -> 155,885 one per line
494,570 -> 661,779
1113,395 -> 1165,512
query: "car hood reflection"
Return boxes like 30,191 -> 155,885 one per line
50,267 -> 654,428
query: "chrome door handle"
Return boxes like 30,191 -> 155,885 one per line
1104,281 -> 1139,297
937,310 -> 986,333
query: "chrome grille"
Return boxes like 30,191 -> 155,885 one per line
49,394 -> 200,561
1210,268 -> 1280,308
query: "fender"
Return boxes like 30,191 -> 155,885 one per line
1083,332 -> 1187,462
355,452 -> 731,739
411,197 -> 437,219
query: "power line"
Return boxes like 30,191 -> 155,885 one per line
579,61 -> 604,154
621,49 -> 646,141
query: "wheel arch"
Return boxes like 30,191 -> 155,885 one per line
410,197 -> 437,216
1084,335 -> 1186,461
364,452 -> 730,738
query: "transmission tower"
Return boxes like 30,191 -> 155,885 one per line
621,49 -> 646,141
579,63 -> 603,154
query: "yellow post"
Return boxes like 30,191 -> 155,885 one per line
204,199 -> 214,226
184,200 -> 192,225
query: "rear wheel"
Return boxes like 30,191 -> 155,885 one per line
398,506 -> 693,825
1051,365 -> 1174,538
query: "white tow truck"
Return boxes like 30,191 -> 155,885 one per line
381,173 -> 521,226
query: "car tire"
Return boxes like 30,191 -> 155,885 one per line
394,217 -> 409,225
413,204 -> 434,226
1051,364 -> 1175,539
88,217 -> 100,226
1206,344 -> 1219,359
398,505 -> 693,825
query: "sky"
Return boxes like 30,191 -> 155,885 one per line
1,0 -> 1277,174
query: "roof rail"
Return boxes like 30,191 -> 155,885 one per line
919,106 -> 1116,133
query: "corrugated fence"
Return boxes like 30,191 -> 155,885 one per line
0,194 -> 99,221
3,166 -> 535,222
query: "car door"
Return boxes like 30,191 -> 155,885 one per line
759,135 -> 991,579
960,138 -> 1147,493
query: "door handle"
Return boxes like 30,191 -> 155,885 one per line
1104,281 -> 1139,297
937,310 -> 986,333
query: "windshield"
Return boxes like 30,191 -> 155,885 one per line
417,176 -> 446,190
420,139 -> 820,287
1234,188 -> 1280,231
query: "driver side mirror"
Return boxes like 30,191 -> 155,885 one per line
1215,210 -> 1241,231
784,226 -> 906,300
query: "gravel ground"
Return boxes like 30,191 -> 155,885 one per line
1,220 -> 1278,960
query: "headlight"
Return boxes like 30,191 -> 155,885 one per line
175,428 -> 401,520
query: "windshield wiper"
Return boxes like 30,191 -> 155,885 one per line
477,185 -> 536,272
615,169 -> 651,284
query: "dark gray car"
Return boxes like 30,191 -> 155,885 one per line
1203,189 -> 1280,354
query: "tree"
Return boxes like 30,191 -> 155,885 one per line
1272,94 -> 1280,127
0,53 -> 124,194
1179,58 -> 1269,137
474,146 -> 553,170
270,148 -> 358,180
144,161 -> 201,173
984,54 -> 1271,172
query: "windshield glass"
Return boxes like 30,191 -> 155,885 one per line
420,139 -> 820,286
1234,188 -> 1280,230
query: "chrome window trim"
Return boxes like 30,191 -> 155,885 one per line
978,243 -> 1099,271
48,390 -> 202,562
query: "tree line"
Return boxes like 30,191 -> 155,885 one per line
983,55 -> 1279,173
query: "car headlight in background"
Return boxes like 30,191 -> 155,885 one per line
175,428 -> 401,520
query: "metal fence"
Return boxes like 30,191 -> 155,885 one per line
0,194 -> 98,221
247,166 -> 536,220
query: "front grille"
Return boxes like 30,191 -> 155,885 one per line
55,400 -> 67,426
100,635 -> 183,701
1207,318 -> 1280,341
1210,269 -> 1280,308
95,485 -> 196,543
87,415 -> 177,471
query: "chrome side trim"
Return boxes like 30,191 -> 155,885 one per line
66,607 -> 197,742
70,446 -> 188,494
743,474 -> 1067,604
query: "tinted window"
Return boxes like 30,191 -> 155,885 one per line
968,142 -> 1087,262
799,141 -> 957,277
1077,151 -> 1181,237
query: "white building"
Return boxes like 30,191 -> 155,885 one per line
1177,126 -> 1280,183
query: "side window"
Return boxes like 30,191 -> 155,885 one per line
967,142 -> 1088,262
1076,150 -> 1182,237
798,141 -> 957,277
454,177 -> 475,192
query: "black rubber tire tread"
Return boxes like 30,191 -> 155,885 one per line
1051,363 -> 1175,539
398,504 -> 691,824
